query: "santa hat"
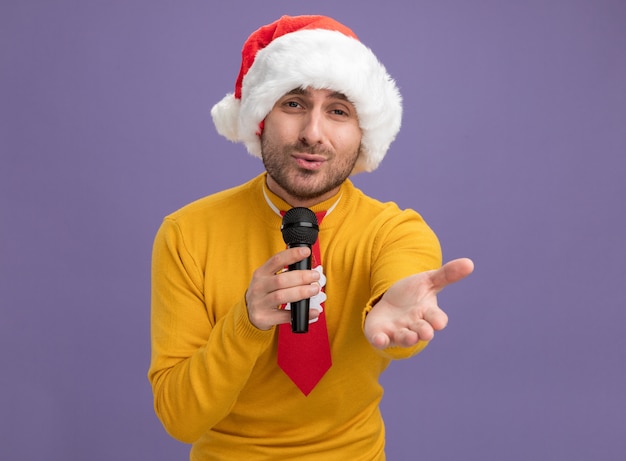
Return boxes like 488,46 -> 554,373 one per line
210,15 -> 403,173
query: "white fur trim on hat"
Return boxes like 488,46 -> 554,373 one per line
211,28 -> 402,173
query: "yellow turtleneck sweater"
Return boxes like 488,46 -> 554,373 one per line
148,173 -> 441,460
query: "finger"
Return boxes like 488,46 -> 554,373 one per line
265,247 -> 313,275
248,301 -> 293,330
274,270 -> 321,293
284,302 -> 322,323
369,332 -> 391,349
270,282 -> 321,308
410,320 -> 435,342
308,306 -> 322,323
394,328 -> 420,347
423,305 -> 449,331
430,258 -> 474,292
269,308 -> 293,326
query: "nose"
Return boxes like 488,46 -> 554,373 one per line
299,108 -> 325,146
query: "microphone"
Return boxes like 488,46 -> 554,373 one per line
281,207 -> 319,333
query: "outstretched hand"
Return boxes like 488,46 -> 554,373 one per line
364,258 -> 474,349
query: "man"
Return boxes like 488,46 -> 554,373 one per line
148,14 -> 473,460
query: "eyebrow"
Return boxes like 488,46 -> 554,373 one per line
287,87 -> 350,102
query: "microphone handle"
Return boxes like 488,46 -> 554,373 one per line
288,243 -> 312,333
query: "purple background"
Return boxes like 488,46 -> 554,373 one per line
2,1 -> 625,459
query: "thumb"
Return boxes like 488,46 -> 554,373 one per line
430,258 -> 474,292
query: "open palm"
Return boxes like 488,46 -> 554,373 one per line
364,258 -> 474,349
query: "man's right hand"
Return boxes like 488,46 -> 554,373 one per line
245,247 -> 322,330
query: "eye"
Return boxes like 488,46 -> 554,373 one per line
328,104 -> 354,119
284,100 -> 301,108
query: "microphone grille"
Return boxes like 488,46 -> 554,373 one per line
281,207 -> 319,246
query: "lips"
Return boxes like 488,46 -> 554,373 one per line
293,153 -> 326,170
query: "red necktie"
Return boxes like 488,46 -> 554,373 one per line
277,211 -> 332,395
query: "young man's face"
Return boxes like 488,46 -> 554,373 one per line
261,87 -> 362,207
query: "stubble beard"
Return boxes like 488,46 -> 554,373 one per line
261,137 -> 360,202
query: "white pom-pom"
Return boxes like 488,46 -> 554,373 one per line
210,93 -> 241,141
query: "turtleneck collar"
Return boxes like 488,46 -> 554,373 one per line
261,174 -> 344,218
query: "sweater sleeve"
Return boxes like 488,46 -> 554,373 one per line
147,218 -> 275,443
362,208 -> 442,360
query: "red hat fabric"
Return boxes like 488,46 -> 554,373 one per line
234,16 -> 358,100
211,15 -> 402,173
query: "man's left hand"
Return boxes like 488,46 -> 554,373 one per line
364,258 -> 474,349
